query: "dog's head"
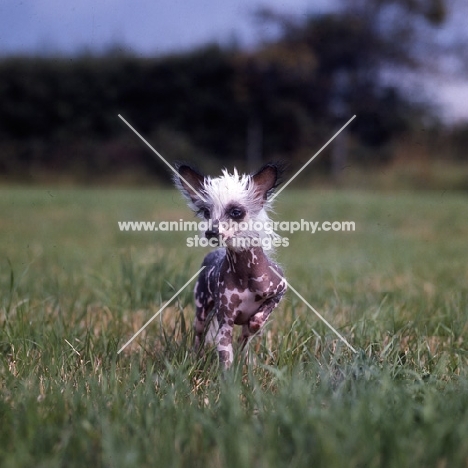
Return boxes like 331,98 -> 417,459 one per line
174,163 -> 283,250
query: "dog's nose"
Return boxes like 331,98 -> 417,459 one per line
205,220 -> 219,240
205,228 -> 219,239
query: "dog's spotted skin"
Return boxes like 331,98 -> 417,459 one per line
194,246 -> 286,367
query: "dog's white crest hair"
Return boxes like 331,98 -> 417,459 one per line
202,168 -> 270,215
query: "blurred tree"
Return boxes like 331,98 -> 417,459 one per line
0,0 -> 462,184
233,42 -> 317,169
244,0 -> 449,170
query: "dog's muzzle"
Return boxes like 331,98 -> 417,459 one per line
205,220 -> 220,241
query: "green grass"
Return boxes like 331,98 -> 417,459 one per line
1,187 -> 468,467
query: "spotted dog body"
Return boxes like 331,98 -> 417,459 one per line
194,246 -> 286,367
174,163 -> 287,369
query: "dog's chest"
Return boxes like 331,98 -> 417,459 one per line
201,247 -> 284,323
219,270 -> 280,322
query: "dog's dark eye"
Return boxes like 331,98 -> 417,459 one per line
199,208 -> 210,219
229,207 -> 245,220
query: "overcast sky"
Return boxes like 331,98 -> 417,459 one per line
0,0 -> 337,56
1,0 -> 467,122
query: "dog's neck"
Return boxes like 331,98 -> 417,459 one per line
224,246 -> 271,282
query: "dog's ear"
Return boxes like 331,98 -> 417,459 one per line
173,164 -> 206,205
251,162 -> 284,201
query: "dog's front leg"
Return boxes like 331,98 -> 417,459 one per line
216,312 -> 235,369
237,292 -> 285,349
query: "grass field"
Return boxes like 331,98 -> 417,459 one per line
1,186 -> 467,467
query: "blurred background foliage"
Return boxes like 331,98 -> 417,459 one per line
0,0 -> 467,188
